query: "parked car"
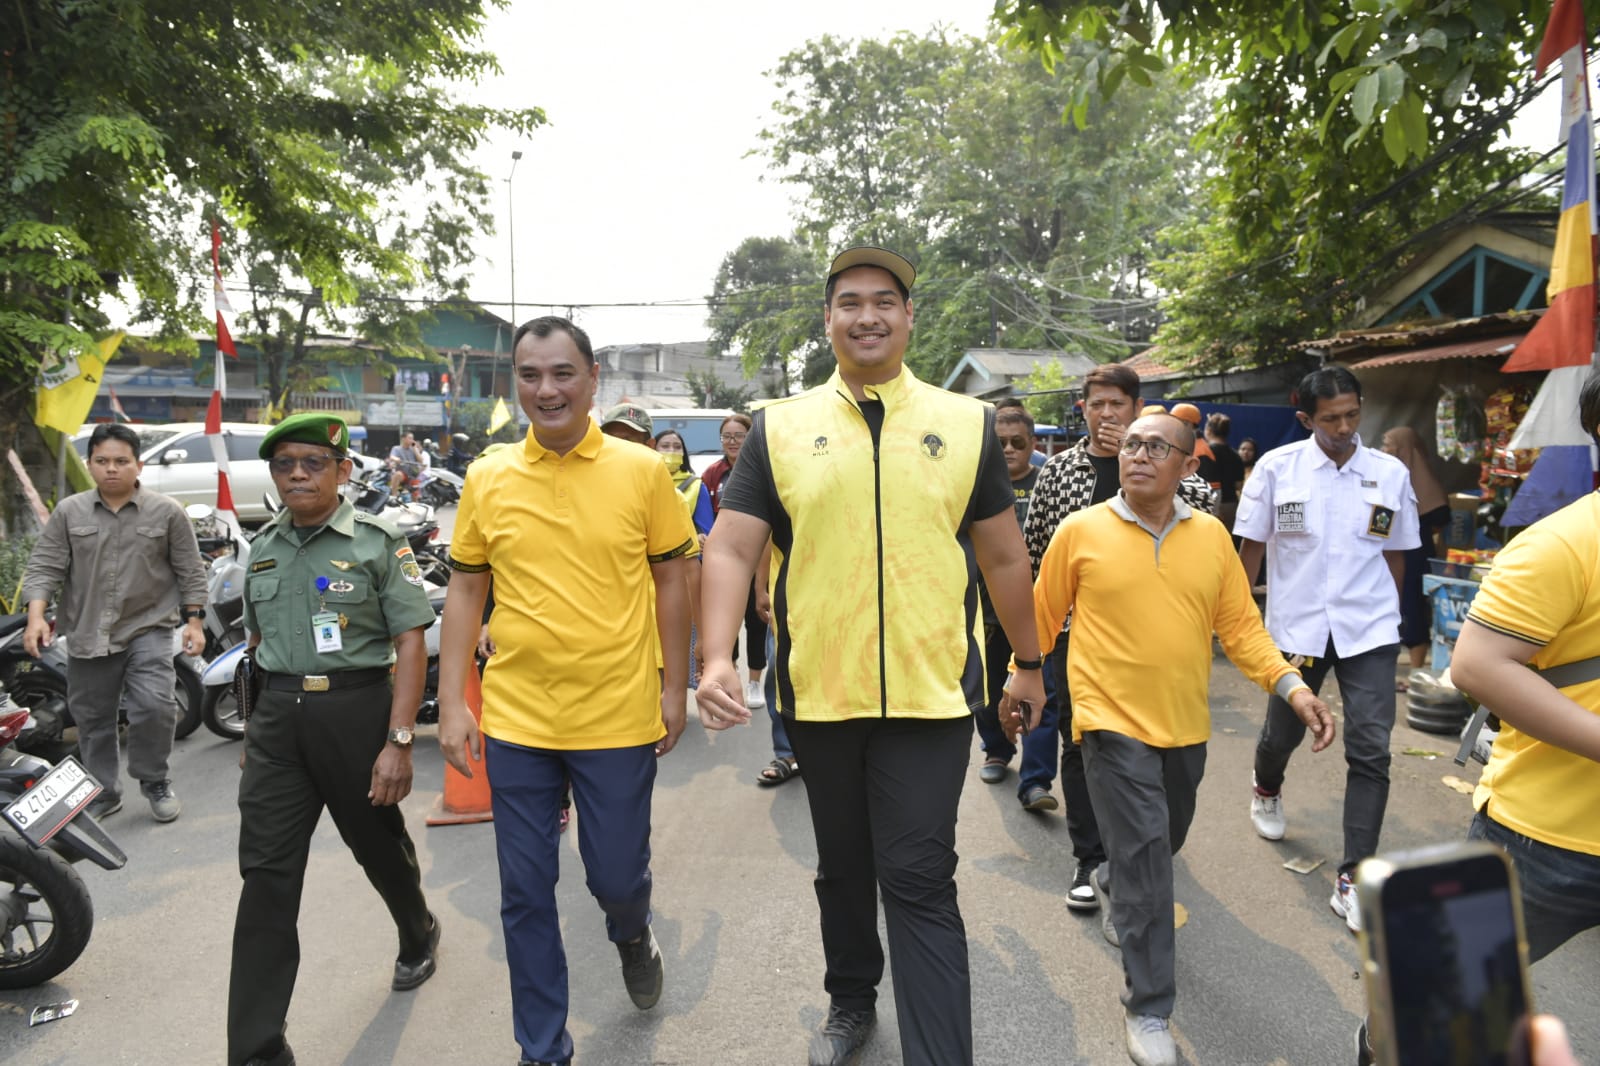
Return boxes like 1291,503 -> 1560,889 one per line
73,423 -> 279,521
647,408 -> 738,476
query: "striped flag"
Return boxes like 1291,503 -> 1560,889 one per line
108,388 -> 130,423
1504,0 -> 1596,375
207,220 -> 243,537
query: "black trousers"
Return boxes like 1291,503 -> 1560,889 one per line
732,579 -> 769,671
787,714 -> 974,1066
227,682 -> 432,1065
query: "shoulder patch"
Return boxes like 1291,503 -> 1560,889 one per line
250,559 -> 278,573
400,559 -> 425,586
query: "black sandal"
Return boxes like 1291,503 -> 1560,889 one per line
756,758 -> 800,787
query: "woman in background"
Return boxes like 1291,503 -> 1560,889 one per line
657,429 -> 711,687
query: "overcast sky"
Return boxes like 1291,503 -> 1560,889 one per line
458,1 -> 995,346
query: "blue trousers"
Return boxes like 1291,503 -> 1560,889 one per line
1017,635 -> 1106,864
485,735 -> 657,1066
1469,809 -> 1600,964
972,621 -> 1017,764
765,629 -> 793,761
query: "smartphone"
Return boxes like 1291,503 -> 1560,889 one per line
1017,700 -> 1033,737
1356,841 -> 1533,1066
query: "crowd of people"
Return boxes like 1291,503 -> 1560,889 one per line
18,244 -> 1597,1066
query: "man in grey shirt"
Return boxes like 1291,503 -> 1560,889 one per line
21,423 -> 209,822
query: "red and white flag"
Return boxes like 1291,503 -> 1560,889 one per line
207,220 -> 242,538
108,388 -> 130,423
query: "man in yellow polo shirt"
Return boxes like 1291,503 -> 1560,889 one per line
1008,411 -> 1332,1066
698,247 -> 1045,1066
436,316 -> 694,1066
1452,368 -> 1600,968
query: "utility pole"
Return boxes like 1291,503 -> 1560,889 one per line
499,149 -> 522,400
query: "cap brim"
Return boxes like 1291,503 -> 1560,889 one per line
827,247 -> 916,293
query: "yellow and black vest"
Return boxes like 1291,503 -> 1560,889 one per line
760,368 -> 994,722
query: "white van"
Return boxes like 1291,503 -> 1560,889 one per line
647,408 -> 739,476
74,423 -> 280,521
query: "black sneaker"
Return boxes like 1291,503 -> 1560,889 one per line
808,1005 -> 876,1066
87,792 -> 122,819
617,927 -> 663,1009
1066,860 -> 1100,912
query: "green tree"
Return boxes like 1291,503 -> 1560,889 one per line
995,1 -> 1555,369
739,30 -> 1204,384
705,236 -> 831,391
684,368 -> 757,410
1,1 -> 543,523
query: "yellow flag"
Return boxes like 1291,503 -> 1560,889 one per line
34,332 -> 125,435
488,396 -> 512,435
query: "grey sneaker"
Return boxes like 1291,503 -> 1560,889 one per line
617,926 -> 663,1009
1020,786 -> 1059,812
141,780 -> 181,823
1093,866 -> 1119,947
1124,1011 -> 1176,1066
87,792 -> 122,819
808,1005 -> 875,1066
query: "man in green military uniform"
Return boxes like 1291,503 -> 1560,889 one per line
228,413 -> 441,1066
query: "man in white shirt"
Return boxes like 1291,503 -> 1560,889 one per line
1234,366 -> 1419,933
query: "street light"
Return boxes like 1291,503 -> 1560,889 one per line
501,149 -> 523,400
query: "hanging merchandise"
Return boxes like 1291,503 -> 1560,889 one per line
1481,384 -> 1539,492
1436,386 -> 1484,463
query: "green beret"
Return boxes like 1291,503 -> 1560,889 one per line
259,412 -> 350,459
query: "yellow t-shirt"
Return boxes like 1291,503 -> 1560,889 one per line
451,422 -> 694,749
1468,492 -> 1600,856
1034,496 -> 1299,748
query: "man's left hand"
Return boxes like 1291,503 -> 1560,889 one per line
657,687 -> 688,757
1000,668 -> 1046,741
369,743 -> 414,806
181,618 -> 205,657
1289,689 -> 1336,752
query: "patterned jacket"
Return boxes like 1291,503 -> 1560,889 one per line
1022,438 -> 1219,631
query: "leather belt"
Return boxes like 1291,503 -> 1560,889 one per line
263,668 -> 390,693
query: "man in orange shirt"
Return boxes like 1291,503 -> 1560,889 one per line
1006,411 -> 1331,1066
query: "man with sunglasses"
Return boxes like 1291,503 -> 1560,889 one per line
228,413 -> 440,1066
1005,412 -> 1333,1066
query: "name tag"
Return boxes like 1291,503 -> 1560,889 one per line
1361,479 -> 1378,489
312,611 -> 343,653
1276,501 -> 1306,534
1367,505 -> 1395,539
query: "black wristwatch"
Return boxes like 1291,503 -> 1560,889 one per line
182,608 -> 206,621
1013,657 -> 1043,670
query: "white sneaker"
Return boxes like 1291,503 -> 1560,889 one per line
745,679 -> 766,709
1124,1011 -> 1177,1066
1330,873 -> 1361,933
1250,789 -> 1285,841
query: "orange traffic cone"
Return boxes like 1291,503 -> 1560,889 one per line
427,663 -> 494,826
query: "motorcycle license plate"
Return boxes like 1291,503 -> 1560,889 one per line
2,756 -> 101,846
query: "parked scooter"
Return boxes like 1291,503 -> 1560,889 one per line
0,688 -> 127,988
0,615 -> 204,760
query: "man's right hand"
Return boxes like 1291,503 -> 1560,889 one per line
22,616 -> 51,658
437,696 -> 483,778
696,658 -> 751,731
1094,419 -> 1128,453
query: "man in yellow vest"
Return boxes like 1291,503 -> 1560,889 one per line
697,247 -> 1044,1066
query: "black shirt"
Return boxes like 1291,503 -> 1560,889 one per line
1212,443 -> 1246,504
1088,451 -> 1121,505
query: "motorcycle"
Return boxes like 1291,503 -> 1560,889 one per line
0,688 -> 127,988
198,582 -> 446,740
0,615 -> 205,761
414,467 -> 462,509
348,470 -> 450,585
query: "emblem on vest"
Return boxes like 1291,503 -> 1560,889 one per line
1275,501 -> 1306,534
920,432 -> 947,460
813,435 -> 828,456
1367,505 -> 1394,538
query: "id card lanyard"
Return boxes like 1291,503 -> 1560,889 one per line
312,575 -> 343,653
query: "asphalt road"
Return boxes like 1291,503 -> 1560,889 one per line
3,507 -> 1594,1064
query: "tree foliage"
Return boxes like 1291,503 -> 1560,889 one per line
995,0 -> 1556,368
0,1 -> 543,451
705,236 -> 830,391
684,368 -> 758,410
718,31 -> 1205,386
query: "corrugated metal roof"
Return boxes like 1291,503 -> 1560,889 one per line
1348,333 -> 1526,369
1295,309 -> 1544,354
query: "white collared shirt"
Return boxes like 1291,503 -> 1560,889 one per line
1234,434 -> 1420,658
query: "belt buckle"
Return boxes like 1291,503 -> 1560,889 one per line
303,675 -> 330,692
